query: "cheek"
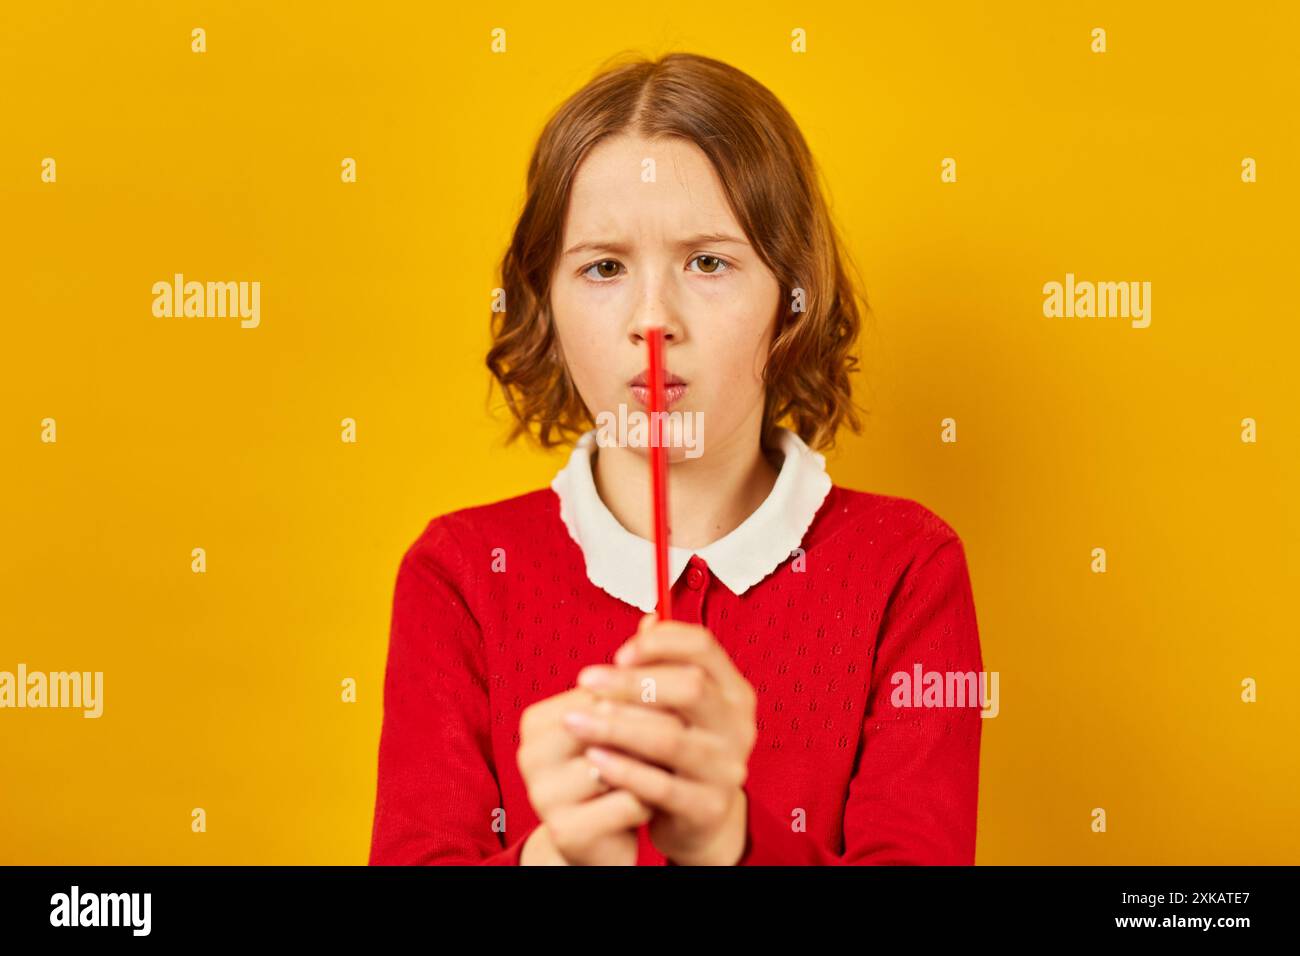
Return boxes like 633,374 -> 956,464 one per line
690,328 -> 766,402
709,281 -> 777,385
553,277 -> 623,339
551,291 -> 620,397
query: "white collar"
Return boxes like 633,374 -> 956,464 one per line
550,426 -> 833,613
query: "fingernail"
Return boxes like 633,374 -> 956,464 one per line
564,711 -> 597,731
614,643 -> 636,665
586,746 -> 614,764
578,667 -> 611,689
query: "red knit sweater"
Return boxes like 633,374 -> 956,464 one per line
368,483 -> 983,865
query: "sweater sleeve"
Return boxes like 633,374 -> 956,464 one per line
368,518 -> 541,865
737,533 -> 983,865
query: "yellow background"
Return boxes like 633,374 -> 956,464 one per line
2,1 -> 1296,864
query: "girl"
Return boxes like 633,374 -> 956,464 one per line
369,52 -> 982,866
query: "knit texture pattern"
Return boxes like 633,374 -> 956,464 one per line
368,484 -> 983,865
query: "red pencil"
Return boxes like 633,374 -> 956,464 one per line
646,327 -> 672,621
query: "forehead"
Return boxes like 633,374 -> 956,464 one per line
563,133 -> 739,238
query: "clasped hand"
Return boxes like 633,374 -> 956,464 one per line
562,614 -> 757,866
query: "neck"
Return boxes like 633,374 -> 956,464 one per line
592,416 -> 782,549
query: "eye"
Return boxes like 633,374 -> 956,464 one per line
581,259 -> 623,282
689,254 -> 730,276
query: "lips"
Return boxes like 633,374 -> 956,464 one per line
629,381 -> 688,409
628,369 -> 687,388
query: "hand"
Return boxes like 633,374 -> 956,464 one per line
566,616 -> 758,865
516,686 -> 653,865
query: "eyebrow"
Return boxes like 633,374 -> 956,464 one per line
562,232 -> 750,258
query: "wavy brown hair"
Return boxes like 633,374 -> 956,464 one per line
486,51 -> 867,453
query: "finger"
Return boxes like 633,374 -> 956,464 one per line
564,700 -> 743,787
524,686 -> 598,722
583,746 -> 732,828
548,788 -> 653,848
527,753 -> 614,816
577,662 -> 728,728
616,621 -> 750,703
560,697 -> 685,770
518,689 -> 601,776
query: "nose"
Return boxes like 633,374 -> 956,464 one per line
629,303 -> 683,348
627,263 -> 686,348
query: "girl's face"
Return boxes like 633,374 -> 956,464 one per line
549,133 -> 781,460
